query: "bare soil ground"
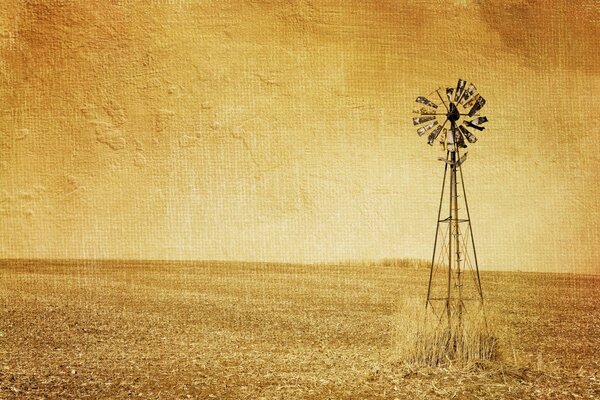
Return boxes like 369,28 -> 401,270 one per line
1,259 -> 598,399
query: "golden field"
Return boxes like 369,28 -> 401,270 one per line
0,259 -> 598,399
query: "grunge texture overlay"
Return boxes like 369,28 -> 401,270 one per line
0,1 -> 599,273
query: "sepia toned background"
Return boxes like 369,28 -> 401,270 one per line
0,0 -> 598,273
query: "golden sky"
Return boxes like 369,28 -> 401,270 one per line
1,0 -> 598,273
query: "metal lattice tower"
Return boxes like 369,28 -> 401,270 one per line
413,80 -> 488,327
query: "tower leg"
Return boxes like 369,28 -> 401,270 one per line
426,151 -> 450,309
457,157 -> 484,303
455,148 -> 464,328
447,149 -> 455,326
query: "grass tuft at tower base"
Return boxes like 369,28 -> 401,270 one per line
392,298 -> 499,368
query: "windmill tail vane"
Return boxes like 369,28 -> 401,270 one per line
413,79 -> 488,326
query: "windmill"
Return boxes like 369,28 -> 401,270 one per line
413,79 -> 488,329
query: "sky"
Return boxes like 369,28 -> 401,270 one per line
0,0 -> 599,273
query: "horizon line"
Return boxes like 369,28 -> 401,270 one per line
0,257 -> 596,276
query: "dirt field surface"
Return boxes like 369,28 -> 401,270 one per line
1,259 -> 599,399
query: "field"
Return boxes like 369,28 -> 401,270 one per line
0,259 -> 598,399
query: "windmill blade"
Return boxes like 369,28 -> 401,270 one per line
417,120 -> 438,136
461,83 -> 477,104
446,88 -> 454,103
465,116 -> 488,131
416,96 -> 438,109
413,115 -> 436,125
468,96 -> 486,117
454,79 -> 467,103
470,116 -> 488,126
459,125 -> 478,143
413,107 -> 437,115
427,125 -> 443,145
464,121 -> 484,131
455,127 -> 468,148
464,93 -> 479,109
438,128 -> 447,147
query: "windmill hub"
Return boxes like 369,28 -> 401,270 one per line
448,103 -> 460,122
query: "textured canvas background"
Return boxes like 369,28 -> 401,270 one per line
0,0 -> 598,273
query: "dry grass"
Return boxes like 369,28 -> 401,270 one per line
0,259 -> 599,399
392,299 -> 498,367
